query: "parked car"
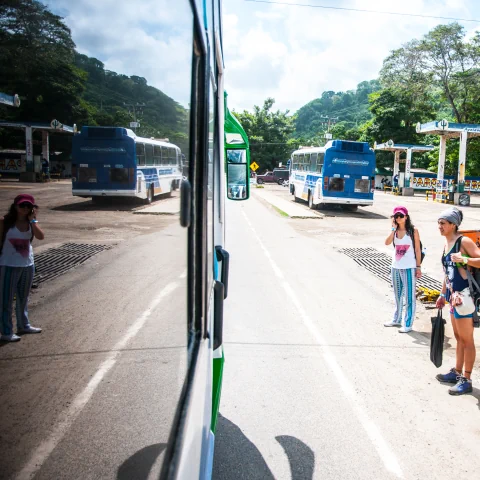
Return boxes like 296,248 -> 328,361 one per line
257,168 -> 289,185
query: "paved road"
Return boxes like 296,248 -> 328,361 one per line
214,194 -> 480,480
0,201 -> 188,479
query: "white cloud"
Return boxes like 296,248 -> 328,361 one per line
46,0 -> 194,106
224,0 -> 478,112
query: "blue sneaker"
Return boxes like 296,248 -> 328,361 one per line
436,368 -> 459,384
448,376 -> 473,395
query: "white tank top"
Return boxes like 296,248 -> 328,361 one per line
0,225 -> 34,267
392,231 -> 416,269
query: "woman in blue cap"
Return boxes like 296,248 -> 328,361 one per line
0,194 -> 44,342
436,207 -> 480,395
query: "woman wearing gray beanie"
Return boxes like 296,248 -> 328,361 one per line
436,207 -> 480,395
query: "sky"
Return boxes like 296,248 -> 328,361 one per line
44,0 -> 480,114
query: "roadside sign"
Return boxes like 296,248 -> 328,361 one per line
325,133 -> 332,140
130,121 -> 140,128
250,161 -> 259,171
50,119 -> 63,130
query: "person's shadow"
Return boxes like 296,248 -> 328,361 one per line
117,443 -> 166,480
213,414 -> 314,480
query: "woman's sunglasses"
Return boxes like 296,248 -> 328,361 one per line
17,202 -> 36,209
394,213 -> 405,219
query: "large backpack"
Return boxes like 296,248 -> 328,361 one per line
452,236 -> 480,327
393,227 -> 425,264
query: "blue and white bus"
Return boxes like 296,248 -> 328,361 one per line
290,140 -> 376,211
72,127 -> 183,203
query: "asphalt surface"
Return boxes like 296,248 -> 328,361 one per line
0,182 -> 188,480
1,182 -> 480,479
213,190 -> 480,480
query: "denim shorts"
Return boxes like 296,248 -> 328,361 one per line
450,305 -> 473,319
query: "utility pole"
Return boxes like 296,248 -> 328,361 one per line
123,102 -> 146,134
320,115 -> 338,133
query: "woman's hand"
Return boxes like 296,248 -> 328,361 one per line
415,267 -> 422,279
436,295 -> 446,309
28,207 -> 37,222
451,252 -> 464,263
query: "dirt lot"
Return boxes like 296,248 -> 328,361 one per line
0,180 -> 178,251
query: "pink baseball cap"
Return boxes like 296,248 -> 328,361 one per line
14,194 -> 37,207
393,206 -> 408,216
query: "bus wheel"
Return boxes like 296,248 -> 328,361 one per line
145,186 -> 154,204
308,192 -> 315,209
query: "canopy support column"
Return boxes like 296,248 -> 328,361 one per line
458,129 -> 467,192
438,135 -> 446,182
393,151 -> 400,177
25,126 -> 33,173
405,148 -> 412,188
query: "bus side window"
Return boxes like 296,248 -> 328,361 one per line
169,148 -> 176,166
304,154 -> 311,172
161,146 -> 168,166
317,153 -> 325,173
154,145 -> 161,166
145,144 -> 154,166
293,154 -> 298,170
136,143 -> 145,166
299,153 -> 304,171
310,153 -> 317,172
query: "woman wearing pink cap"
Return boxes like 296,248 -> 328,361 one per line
0,194 -> 44,342
384,206 -> 422,333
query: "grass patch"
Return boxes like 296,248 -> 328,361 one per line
255,184 -> 264,188
272,205 -> 289,217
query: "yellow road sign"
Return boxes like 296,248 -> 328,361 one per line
250,162 -> 259,171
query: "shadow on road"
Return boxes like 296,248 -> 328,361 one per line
213,414 -> 314,480
52,197 -> 143,212
117,443 -> 166,480
276,435 -> 315,480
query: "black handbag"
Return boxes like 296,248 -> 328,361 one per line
430,310 -> 446,368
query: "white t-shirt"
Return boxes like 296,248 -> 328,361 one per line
0,225 -> 34,267
392,231 -> 416,269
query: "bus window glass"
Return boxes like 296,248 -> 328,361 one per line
136,143 -> 145,166
161,146 -> 168,166
329,177 -> 345,192
168,147 -> 176,165
311,153 -> 317,171
299,154 -> 304,171
317,153 -> 325,172
154,145 -> 161,165
304,154 -> 311,171
145,144 -> 154,166
227,150 -> 246,163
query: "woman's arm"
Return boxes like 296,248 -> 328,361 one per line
414,228 -> 422,278
28,210 -> 44,241
451,237 -> 480,267
385,219 -> 396,245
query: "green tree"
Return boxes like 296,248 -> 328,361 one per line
234,98 -> 295,171
380,23 -> 480,124
0,0 -> 88,123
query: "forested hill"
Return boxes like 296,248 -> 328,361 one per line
74,53 -> 189,150
0,0 -> 188,152
294,80 -> 381,138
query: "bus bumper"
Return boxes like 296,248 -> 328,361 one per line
72,189 -> 136,197
322,196 -> 373,206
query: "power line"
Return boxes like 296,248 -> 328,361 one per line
244,0 -> 480,23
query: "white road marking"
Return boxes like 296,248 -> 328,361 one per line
241,210 -> 404,479
16,281 -> 179,480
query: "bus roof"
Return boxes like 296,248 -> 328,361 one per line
78,126 -> 179,149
